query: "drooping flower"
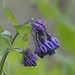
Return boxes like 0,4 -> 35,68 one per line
25,18 -> 60,58
39,36 -> 54,50
39,36 -> 56,56
23,49 -> 37,67
45,31 -> 60,49
34,37 -> 48,58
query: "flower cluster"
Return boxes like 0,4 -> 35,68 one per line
30,19 -> 60,58
23,49 -> 37,67
22,19 -> 60,67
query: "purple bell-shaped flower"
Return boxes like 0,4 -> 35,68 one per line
23,49 -> 37,67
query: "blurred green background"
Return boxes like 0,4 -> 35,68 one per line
0,0 -> 75,75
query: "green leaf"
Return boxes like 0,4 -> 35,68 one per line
1,31 -> 12,46
0,24 -> 8,61
6,51 -> 23,66
14,24 -> 32,34
3,0 -> 19,25
13,34 -> 30,50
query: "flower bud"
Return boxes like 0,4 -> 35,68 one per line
48,36 -> 60,49
23,49 -> 37,67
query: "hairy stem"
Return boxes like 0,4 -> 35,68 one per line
0,32 -> 19,75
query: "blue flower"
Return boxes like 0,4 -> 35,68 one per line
34,37 -> 48,58
41,38 -> 54,50
45,31 -> 60,49
49,36 -> 60,49
40,45 -> 47,53
38,36 -> 55,56
23,49 -> 37,67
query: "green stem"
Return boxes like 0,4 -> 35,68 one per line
0,49 -> 9,75
11,32 -> 19,44
0,32 -> 19,75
